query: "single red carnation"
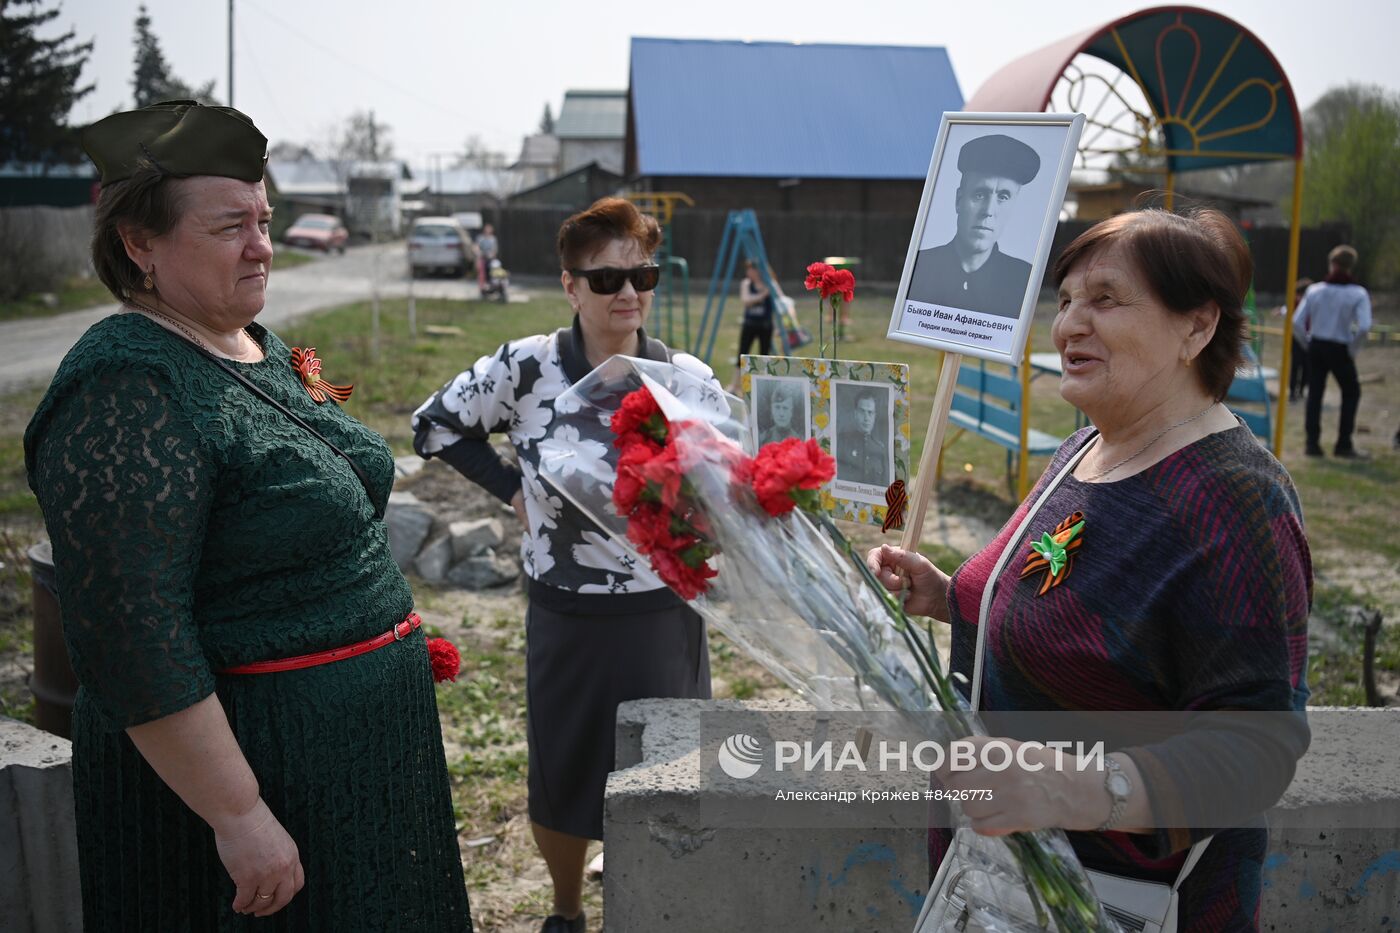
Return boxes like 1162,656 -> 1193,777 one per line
821,268 -> 855,303
426,637 -> 460,683
752,437 -> 836,515
626,502 -> 682,554
638,441 -> 685,509
649,547 -> 718,600
804,262 -> 834,292
614,429 -> 659,452
611,387 -> 667,445
613,440 -> 662,514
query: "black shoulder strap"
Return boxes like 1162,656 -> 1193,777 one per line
190,343 -> 384,520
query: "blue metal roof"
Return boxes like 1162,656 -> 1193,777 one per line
629,37 -> 963,179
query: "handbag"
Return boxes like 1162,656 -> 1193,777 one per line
772,292 -> 812,351
914,435 -> 1210,933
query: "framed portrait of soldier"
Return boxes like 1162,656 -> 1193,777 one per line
748,375 -> 810,448
831,381 -> 894,498
741,355 -> 910,527
888,112 -> 1085,365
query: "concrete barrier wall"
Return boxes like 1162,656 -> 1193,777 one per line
606,700 -> 1400,933
5,704 -> 1394,931
0,718 -> 82,933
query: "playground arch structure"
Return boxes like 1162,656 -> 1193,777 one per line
967,3 -> 1304,457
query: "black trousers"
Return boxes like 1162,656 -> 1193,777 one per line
737,318 -> 773,365
1305,338 -> 1361,452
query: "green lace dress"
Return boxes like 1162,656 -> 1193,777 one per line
24,313 -> 473,932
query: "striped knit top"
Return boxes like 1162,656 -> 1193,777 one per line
938,423 -> 1312,932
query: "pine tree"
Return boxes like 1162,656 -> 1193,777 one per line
0,0 -> 94,165
131,3 -> 217,107
539,103 -> 555,135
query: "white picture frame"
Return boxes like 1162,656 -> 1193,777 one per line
887,112 -> 1085,365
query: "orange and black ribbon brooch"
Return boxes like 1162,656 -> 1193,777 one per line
1019,511 -> 1085,596
291,347 -> 353,403
881,479 -> 908,533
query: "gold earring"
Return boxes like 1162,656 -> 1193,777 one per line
1184,356 -> 1193,368
142,269 -> 155,291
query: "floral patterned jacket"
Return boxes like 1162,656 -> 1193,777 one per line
412,316 -> 717,594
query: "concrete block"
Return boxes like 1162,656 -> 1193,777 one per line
1261,708 -> 1400,929
0,717 -> 81,933
449,517 -> 505,561
604,701 -> 1400,933
606,699 -> 929,933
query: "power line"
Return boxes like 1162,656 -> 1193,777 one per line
238,0 -> 473,124
237,19 -> 293,131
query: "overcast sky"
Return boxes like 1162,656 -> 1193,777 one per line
56,0 -> 1400,172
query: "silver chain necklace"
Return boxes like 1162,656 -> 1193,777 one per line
127,299 -> 251,360
1082,402 -> 1219,482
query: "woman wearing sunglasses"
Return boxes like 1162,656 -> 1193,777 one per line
411,197 -> 715,932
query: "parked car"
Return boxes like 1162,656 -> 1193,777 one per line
408,216 -> 475,278
282,213 -> 348,253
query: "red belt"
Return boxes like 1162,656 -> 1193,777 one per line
219,612 -> 422,675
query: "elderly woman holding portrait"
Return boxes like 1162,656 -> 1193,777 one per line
871,208 -> 1310,929
411,196 -> 714,933
25,101 -> 472,931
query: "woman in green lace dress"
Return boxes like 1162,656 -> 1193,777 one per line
24,101 -> 472,931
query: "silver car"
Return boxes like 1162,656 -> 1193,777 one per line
408,217 -> 475,278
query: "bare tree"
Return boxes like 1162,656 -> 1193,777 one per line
339,110 -> 393,162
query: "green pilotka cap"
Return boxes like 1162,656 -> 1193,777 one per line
80,99 -> 269,187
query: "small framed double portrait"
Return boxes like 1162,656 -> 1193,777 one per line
741,355 -> 911,528
888,111 -> 1085,365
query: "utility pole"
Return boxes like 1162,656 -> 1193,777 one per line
227,0 -> 234,107
369,110 -> 379,162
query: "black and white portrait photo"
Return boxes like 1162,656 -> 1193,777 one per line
890,113 -> 1084,364
832,382 -> 892,489
906,133 -> 1041,318
751,376 -> 809,448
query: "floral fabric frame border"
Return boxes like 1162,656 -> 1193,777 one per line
741,354 -> 911,528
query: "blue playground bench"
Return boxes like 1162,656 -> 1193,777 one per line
939,358 -> 1064,499
1224,345 -> 1272,441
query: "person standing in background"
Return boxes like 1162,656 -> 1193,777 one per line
1294,245 -> 1372,458
1283,277 -> 1312,402
476,223 -> 499,291
736,260 -> 776,366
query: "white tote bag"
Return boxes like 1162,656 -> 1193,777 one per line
914,436 -> 1210,933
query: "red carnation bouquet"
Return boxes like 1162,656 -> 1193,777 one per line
537,355 -> 1113,932
539,358 -> 947,713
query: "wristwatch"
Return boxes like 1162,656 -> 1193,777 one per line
1098,754 -> 1132,831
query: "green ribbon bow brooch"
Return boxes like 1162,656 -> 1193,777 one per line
1020,511 -> 1085,596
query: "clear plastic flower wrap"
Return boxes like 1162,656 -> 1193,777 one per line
537,355 -> 1118,933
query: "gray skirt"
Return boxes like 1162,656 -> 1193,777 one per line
525,580 -> 711,840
